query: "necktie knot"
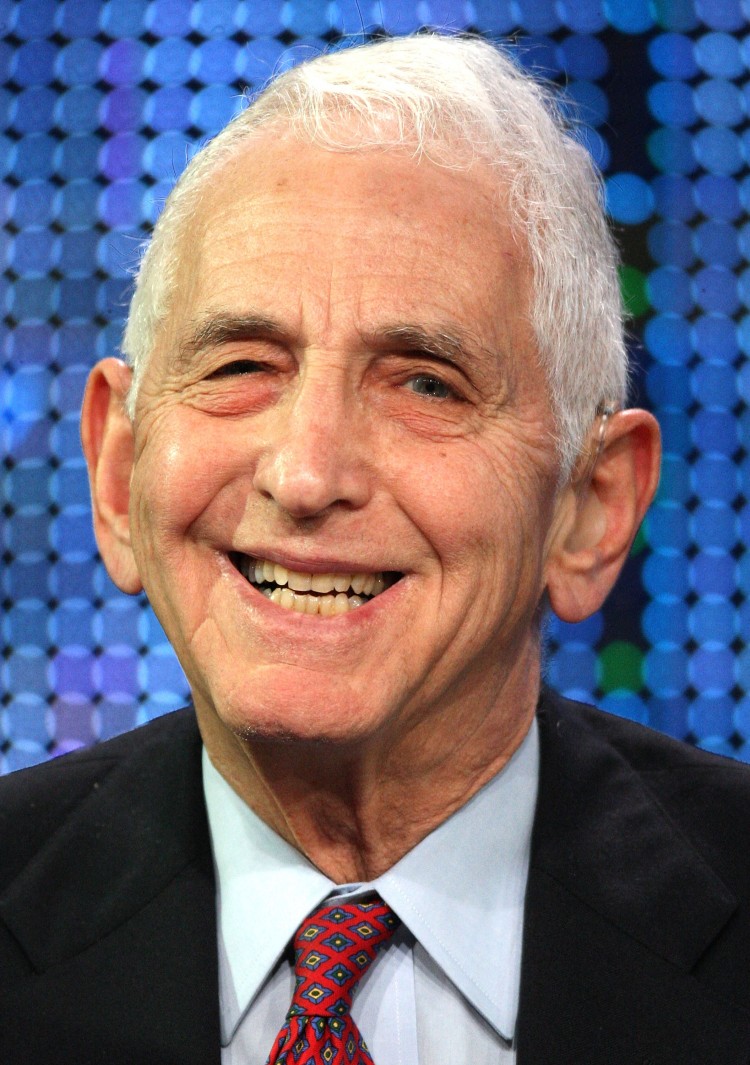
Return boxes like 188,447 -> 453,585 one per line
267,896 -> 400,1065
290,899 -> 400,1019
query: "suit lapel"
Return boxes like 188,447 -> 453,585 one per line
516,692 -> 750,1064
0,710 -> 220,1064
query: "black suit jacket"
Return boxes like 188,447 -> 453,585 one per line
1,690 -> 750,1064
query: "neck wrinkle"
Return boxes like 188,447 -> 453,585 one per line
198,651 -> 541,882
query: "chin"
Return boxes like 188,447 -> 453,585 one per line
206,670 -> 388,749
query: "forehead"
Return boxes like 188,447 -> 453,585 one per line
164,134 -> 533,359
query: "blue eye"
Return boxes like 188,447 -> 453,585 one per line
406,374 -> 453,399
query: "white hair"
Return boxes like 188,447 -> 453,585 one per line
122,33 -> 627,474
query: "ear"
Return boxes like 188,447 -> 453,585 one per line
545,408 -> 661,624
80,358 -> 143,595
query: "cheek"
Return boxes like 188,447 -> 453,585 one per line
130,417 -> 243,545
400,436 -> 559,583
419,431 -> 547,506
387,444 -> 507,556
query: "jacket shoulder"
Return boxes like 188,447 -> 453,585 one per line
0,708 -> 199,889
542,686 -> 750,775
541,689 -> 750,888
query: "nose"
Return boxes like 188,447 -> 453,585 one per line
252,364 -> 372,520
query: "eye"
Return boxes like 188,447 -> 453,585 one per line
404,374 -> 455,400
208,359 -> 265,378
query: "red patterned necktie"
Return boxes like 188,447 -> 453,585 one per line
266,897 -> 401,1065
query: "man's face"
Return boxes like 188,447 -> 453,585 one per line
124,135 -> 567,755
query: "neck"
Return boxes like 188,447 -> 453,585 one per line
199,669 -> 540,883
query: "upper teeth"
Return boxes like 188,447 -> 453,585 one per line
237,557 -> 386,599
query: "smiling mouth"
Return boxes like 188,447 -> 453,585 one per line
231,554 -> 399,616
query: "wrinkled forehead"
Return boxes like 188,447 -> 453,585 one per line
168,131 -> 533,330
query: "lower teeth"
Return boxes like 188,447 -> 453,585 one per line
258,585 -> 366,615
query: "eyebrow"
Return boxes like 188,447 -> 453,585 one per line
176,313 -> 289,370
174,314 -> 497,379
363,323 -> 495,376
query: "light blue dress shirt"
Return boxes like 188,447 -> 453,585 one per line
202,717 -> 538,1065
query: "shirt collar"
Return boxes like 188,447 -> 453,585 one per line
203,717 -> 538,1044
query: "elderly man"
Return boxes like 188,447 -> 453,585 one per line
2,32 -> 750,1065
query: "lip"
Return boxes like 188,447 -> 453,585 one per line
229,546 -> 403,577
223,551 -> 408,626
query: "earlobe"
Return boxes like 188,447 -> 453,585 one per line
80,358 -> 143,595
545,408 -> 661,624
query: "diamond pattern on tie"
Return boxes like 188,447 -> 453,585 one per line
266,897 -> 400,1065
